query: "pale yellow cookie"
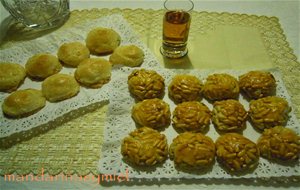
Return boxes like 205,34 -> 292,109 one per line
57,42 -> 90,67
86,27 -> 121,55
0,63 -> 26,92
109,45 -> 144,67
75,58 -> 111,88
42,74 -> 80,102
2,89 -> 46,118
25,53 -> 62,79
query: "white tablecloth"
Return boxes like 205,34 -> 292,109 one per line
0,0 -> 299,190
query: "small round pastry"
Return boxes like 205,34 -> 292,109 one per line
249,96 -> 291,130
109,45 -> 144,67
57,42 -> 90,67
42,74 -> 80,102
168,74 -> 203,104
86,27 -> 121,55
202,73 -> 239,101
169,132 -> 215,169
121,127 -> 168,166
0,63 -> 26,92
25,53 -> 62,79
212,99 -> 247,132
239,71 -> 276,99
2,89 -> 46,118
172,101 -> 211,132
257,126 -> 300,161
128,69 -> 165,100
132,98 -> 171,129
75,58 -> 111,88
216,133 -> 259,172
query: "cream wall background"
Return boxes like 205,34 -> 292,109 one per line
69,0 -> 300,60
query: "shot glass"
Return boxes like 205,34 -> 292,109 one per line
160,0 -> 194,58
1,0 -> 70,30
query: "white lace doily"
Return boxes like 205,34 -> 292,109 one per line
0,14 -> 161,138
99,67 -> 300,179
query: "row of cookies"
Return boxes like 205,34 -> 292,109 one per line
1,57 -> 111,118
1,27 -> 146,118
127,69 -> 291,131
127,69 -> 276,103
121,126 -> 299,173
131,97 -> 291,133
0,27 -> 145,93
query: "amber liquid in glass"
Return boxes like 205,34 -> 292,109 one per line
162,10 -> 191,52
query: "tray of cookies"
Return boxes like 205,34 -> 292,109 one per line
0,14 -> 161,138
99,67 -> 300,179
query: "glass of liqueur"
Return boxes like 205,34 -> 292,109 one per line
161,0 -> 194,58
1,0 -> 69,30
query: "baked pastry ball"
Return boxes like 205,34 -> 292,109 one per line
168,74 -> 203,104
121,127 -> 168,166
109,45 -> 144,67
169,132 -> 215,168
86,27 -> 121,55
0,63 -> 26,92
257,126 -> 300,161
216,133 -> 259,172
132,98 -> 170,129
25,53 -> 62,79
239,71 -> 276,99
57,42 -> 90,67
75,58 -> 111,88
128,69 -> 165,100
212,99 -> 247,132
2,89 -> 46,118
202,73 -> 239,101
172,101 -> 211,132
249,96 -> 291,130
42,74 -> 80,102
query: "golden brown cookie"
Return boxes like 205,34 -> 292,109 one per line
212,99 -> 247,132
86,27 -> 121,55
25,53 -> 62,79
2,89 -> 46,118
249,96 -> 291,130
216,133 -> 259,172
74,58 -> 111,88
121,127 -> 168,166
57,42 -> 90,67
202,73 -> 239,101
128,69 -> 165,100
172,101 -> 211,132
169,132 -> 215,169
257,126 -> 300,161
42,74 -> 80,102
132,98 -> 170,129
109,45 -> 144,67
168,74 -> 203,104
239,71 -> 276,99
0,63 -> 26,92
